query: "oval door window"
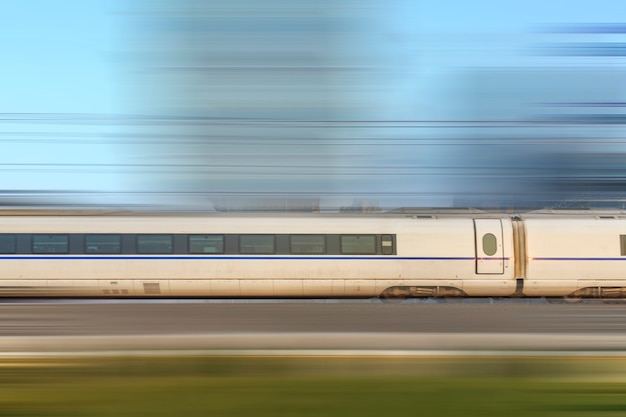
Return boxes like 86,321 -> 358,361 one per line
482,233 -> 497,256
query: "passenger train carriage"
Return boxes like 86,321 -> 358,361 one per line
0,209 -> 625,301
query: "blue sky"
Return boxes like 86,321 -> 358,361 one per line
0,1 -> 624,206
0,1 -> 117,114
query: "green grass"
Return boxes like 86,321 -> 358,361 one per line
1,357 -> 626,416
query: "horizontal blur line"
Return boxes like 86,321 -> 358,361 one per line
539,43 -> 626,56
1,113 -> 542,122
0,170 -> 599,178
0,191 -> 568,199
6,163 -> 626,171
542,23 -> 626,33
543,102 -> 626,107
0,190 -> 544,196
3,113 -> 619,126
0,167 -> 620,176
155,65 -> 378,71
0,163 -> 576,169
4,134 -> 626,146
0,165 -> 575,172
2,349 -> 626,358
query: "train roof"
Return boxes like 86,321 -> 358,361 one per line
520,208 -> 626,219
1,206 -> 626,220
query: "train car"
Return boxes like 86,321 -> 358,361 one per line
522,210 -> 626,302
0,208 -> 624,300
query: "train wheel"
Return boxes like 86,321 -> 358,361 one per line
563,295 -> 583,304
380,286 -> 409,303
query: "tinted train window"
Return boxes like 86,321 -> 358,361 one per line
0,234 -> 16,254
621,235 -> 626,256
381,234 -> 394,255
189,235 -> 224,254
85,234 -> 122,254
482,233 -> 497,256
137,234 -> 173,254
290,235 -> 326,254
240,235 -> 275,254
340,235 -> 376,254
33,234 -> 69,254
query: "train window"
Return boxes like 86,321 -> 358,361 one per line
189,235 -> 224,254
381,234 -> 394,255
240,235 -> 275,254
340,235 -> 376,255
0,234 -> 16,254
137,234 -> 173,254
290,235 -> 326,254
482,233 -> 497,256
85,234 -> 121,254
621,235 -> 626,256
32,234 -> 69,254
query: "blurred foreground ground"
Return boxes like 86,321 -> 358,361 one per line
3,301 -> 626,415
2,356 -> 626,416
2,301 -> 626,355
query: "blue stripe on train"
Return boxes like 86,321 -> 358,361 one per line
0,255 -> 480,261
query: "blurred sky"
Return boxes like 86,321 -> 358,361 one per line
1,1 -> 625,208
1,0 -> 620,114
0,0 -> 626,114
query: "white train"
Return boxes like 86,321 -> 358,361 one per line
0,208 -> 625,301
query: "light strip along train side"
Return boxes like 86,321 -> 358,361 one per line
0,208 -> 625,301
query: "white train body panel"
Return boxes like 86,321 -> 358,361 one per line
4,210 -> 626,299
0,213 -> 517,297
523,216 -> 626,297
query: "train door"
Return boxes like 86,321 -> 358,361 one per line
474,219 -> 504,274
